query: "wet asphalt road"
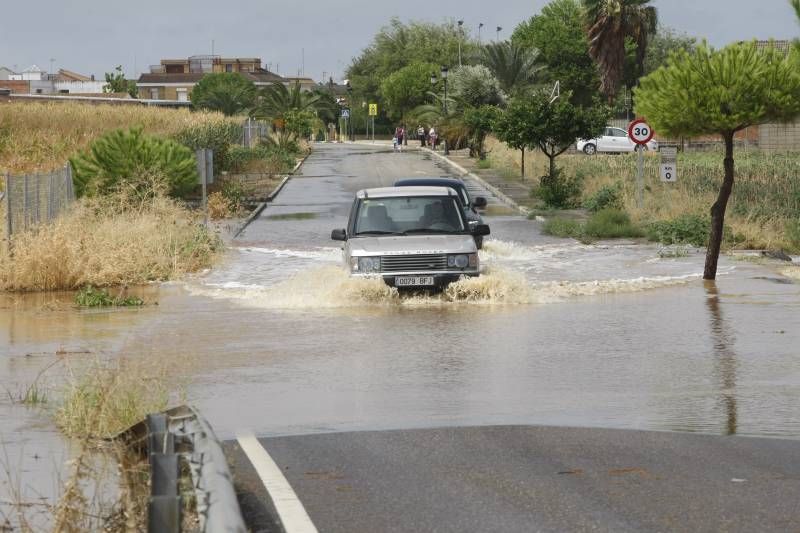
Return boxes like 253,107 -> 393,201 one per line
226,425 -> 800,533
220,143 -> 800,532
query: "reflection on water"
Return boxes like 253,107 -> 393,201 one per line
705,280 -> 738,436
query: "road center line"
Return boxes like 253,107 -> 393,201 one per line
236,432 -> 319,533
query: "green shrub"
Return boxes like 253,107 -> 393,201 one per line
220,180 -> 249,211
476,158 -> 492,169
225,144 -> 296,174
584,209 -> 643,239
536,168 -> 583,209
646,214 -> 710,246
75,286 -> 144,307
70,128 -> 197,199
541,217 -> 583,239
172,120 -> 242,173
584,183 -> 623,212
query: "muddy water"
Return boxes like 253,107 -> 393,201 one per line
2,143 -> 800,512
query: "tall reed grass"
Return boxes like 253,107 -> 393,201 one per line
0,193 -> 221,291
0,101 -> 241,174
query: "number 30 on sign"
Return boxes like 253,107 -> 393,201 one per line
628,119 -> 654,144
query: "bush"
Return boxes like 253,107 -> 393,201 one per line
536,168 -> 583,209
584,183 -> 623,212
646,214 -> 710,246
225,144 -> 296,174
75,286 -> 144,307
207,191 -> 233,220
583,209 -> 643,239
541,217 -> 583,238
70,128 -> 197,199
172,120 -> 242,173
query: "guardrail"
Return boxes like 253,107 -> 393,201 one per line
119,405 -> 246,533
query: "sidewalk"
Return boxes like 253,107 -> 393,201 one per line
433,148 -> 537,209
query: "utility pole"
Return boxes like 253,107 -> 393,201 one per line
457,20 -> 464,67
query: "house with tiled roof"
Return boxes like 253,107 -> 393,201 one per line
136,56 -> 289,101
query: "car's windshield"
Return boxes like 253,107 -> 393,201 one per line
354,196 -> 465,235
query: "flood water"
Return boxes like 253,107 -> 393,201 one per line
2,143 -> 800,516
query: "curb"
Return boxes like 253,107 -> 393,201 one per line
422,148 -> 529,216
232,151 -> 311,239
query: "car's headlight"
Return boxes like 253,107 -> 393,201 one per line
356,256 -> 381,273
448,254 -> 477,269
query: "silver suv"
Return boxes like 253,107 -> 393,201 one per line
331,186 -> 490,289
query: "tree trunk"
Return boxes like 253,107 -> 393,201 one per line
704,132 -> 735,280
548,152 -> 556,179
520,148 -> 525,180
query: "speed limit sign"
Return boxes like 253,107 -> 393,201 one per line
628,119 -> 654,145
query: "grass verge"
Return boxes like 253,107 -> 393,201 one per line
542,209 -> 643,243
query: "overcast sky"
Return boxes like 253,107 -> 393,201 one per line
2,0 -> 797,81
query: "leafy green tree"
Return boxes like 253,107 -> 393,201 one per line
480,41 -> 541,95
583,0 -> 658,102
463,105 -> 499,158
449,65 -> 505,108
512,0 -> 600,106
284,109 -> 317,139
635,42 -> 800,279
493,91 -> 609,181
191,73 -> 256,116
643,26 -> 696,76
380,62 -> 438,122
792,0 -> 800,21
253,82 -> 337,123
70,128 -> 197,199
104,65 -> 137,98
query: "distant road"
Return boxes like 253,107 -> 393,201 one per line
226,425 -> 800,533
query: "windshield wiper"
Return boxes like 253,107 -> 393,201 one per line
355,230 -> 403,236
400,228 -> 463,235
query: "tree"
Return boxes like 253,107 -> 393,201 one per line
191,73 -> 256,116
583,0 -> 658,102
792,0 -> 800,21
380,62 -> 438,122
252,82 -> 337,140
463,105 -> 499,158
635,42 -> 800,280
449,65 -> 505,108
512,0 -> 599,105
643,26 -> 696,76
480,41 -> 542,95
104,65 -> 137,98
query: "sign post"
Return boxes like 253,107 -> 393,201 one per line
368,104 -> 377,144
196,149 -> 213,226
628,119 -> 655,208
660,146 -> 677,183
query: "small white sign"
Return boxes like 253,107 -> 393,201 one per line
660,164 -> 677,183
341,109 -> 350,118
660,147 -> 677,160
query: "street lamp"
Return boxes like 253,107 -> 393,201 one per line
457,20 -> 464,67
496,26 -> 502,41
478,23 -> 484,43
440,66 -> 449,155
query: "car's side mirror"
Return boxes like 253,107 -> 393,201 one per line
472,224 -> 490,236
331,228 -> 347,241
472,197 -> 487,209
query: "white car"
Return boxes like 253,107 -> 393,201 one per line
577,126 -> 658,155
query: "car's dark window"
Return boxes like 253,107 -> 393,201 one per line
354,196 -> 465,234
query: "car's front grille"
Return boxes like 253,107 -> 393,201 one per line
381,254 -> 449,272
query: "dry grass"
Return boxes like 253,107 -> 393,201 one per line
0,101 -> 241,174
0,193 -> 221,291
484,136 -> 800,251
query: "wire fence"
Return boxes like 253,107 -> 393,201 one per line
241,117 -> 271,148
3,164 -> 75,241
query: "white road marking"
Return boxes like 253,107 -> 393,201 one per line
237,432 -> 319,533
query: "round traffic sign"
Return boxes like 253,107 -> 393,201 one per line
628,119 -> 654,145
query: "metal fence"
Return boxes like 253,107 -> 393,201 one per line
241,117 -> 270,148
3,164 -> 75,240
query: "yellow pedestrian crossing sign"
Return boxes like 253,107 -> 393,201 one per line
369,103 -> 378,116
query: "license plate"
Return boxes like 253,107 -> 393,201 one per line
395,276 -> 435,287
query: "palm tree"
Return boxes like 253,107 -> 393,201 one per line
480,41 -> 542,95
251,82 -> 337,123
583,0 -> 657,103
792,0 -> 800,22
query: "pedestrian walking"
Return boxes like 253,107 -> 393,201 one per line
392,134 -> 398,151
395,125 -> 405,152
428,126 -> 438,150
417,124 -> 426,147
